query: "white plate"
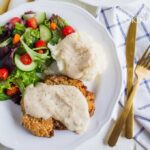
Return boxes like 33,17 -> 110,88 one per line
78,0 -> 101,6
0,1 -> 122,150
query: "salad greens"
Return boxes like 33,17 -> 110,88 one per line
49,14 -> 68,29
13,23 -> 25,35
0,68 -> 40,93
0,37 -> 12,47
20,37 -> 49,62
0,93 -> 10,100
0,11 -> 75,104
0,26 -> 5,35
23,28 -> 40,47
11,69 -> 40,92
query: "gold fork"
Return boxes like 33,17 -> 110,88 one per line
108,45 -> 150,146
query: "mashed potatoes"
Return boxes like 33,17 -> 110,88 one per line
48,32 -> 107,81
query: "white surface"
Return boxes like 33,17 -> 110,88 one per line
0,1 -> 122,150
79,0 -> 142,6
1,0 -> 149,150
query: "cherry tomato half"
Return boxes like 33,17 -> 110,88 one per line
20,53 -> 32,65
9,17 -> 21,25
35,40 -> 47,48
37,50 -> 44,54
0,68 -> 8,80
27,17 -> 37,29
6,86 -> 19,96
62,26 -> 75,36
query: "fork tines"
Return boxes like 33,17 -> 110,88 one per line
138,45 -> 150,69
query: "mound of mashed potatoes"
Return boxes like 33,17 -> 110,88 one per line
48,32 -> 107,81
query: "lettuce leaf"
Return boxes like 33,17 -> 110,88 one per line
23,28 -> 40,47
0,68 -> 40,102
10,69 -> 40,92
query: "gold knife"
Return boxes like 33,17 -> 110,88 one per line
125,17 -> 137,139
108,18 -> 137,146
0,0 -> 10,15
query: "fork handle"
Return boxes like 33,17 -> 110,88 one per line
108,78 -> 141,146
125,105 -> 134,138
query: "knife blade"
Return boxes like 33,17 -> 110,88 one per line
125,17 -> 137,138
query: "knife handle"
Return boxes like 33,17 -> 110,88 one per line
108,79 -> 140,146
125,105 -> 134,138
125,77 -> 134,138
0,0 -> 10,15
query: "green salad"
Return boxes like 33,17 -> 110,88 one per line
0,11 -> 75,104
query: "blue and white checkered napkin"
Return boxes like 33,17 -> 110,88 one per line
97,2 -> 150,150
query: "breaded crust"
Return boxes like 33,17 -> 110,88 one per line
21,75 -> 95,137
22,115 -> 54,137
21,99 -> 54,137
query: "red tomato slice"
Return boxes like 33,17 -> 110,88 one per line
62,26 -> 75,36
37,50 -> 44,54
9,17 -> 21,25
35,40 -> 47,48
6,86 -> 19,96
20,53 -> 32,65
27,17 -> 37,29
0,68 -> 8,80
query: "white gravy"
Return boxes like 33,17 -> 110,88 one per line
23,83 -> 90,133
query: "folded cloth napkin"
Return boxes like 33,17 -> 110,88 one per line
97,2 -> 150,150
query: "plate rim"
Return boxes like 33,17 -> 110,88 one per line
0,1 -> 123,150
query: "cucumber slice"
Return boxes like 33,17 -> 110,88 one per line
22,13 -> 36,20
14,54 -> 37,71
36,12 -> 46,24
39,25 -> 51,42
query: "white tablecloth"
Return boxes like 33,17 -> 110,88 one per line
0,0 -> 148,150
